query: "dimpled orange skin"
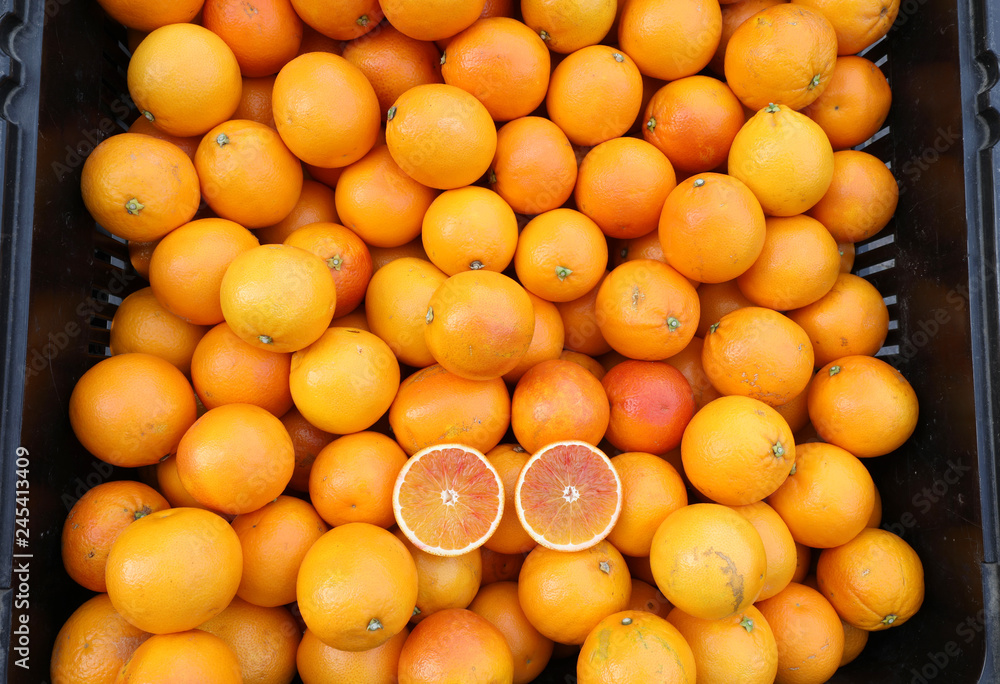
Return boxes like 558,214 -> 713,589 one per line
297,523 -> 419,652
816,528 -> 924,631
386,84 -> 498,190
728,104 -> 835,217
724,4 -> 838,111
578,610 -> 698,684
808,355 -> 919,458
289,0 -> 383,41
681,396 -> 796,506
197,598 -> 301,684
96,0 -> 203,32
397,608 -> 514,684
667,605 -> 778,684
283,221 -> 374,319
755,582 -> 845,684
424,270 -> 535,381
618,0 -> 722,81
389,364 -> 511,457
520,0 -> 616,54
708,0 -> 788,77
489,116 -> 578,216
127,24 -> 242,138
109,287 -> 209,376
105,508 -> 243,635
114,630 -> 243,684
650,504 -> 767,620
381,0 -> 487,41
296,627 -> 409,684
607,451 -> 689,558
68,353 -> 197,468
422,187 -> 519,277
201,0 -> 303,78
807,149 -> 899,243
795,0 -> 900,55
514,208 -> 610,303
50,593 -> 150,684
483,445 -> 537,555
801,56 -> 892,150
702,307 -> 815,407
730,501 -> 797,601
80,133 -> 200,242
273,53 -> 381,168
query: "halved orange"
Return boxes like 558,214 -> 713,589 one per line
514,440 -> 622,552
392,444 -> 504,557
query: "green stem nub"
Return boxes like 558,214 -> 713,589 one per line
693,178 -> 705,188
740,616 -> 754,633
789,463 -> 797,476
134,506 -> 152,520
387,106 -> 397,121
125,198 -> 145,215
440,52 -> 447,66
765,103 -> 780,113
829,365 -> 842,376
367,618 -> 383,631
621,617 -> 633,625
412,606 -> 421,616
259,335 -> 273,345
808,74 -> 822,89
142,110 -> 154,122
772,442 -> 785,458
539,29 -> 550,41
646,117 -> 657,132
556,266 -> 573,281
709,322 -> 720,333
216,133 -> 230,147
667,316 -> 680,331
882,614 -> 897,626
327,254 -> 344,271
613,52 -> 625,63
599,560 -> 611,574
470,260 -> 485,270
425,307 -> 434,324
488,170 -> 497,185
357,14 -> 369,27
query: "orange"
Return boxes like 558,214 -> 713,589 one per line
808,355 -> 919,457
128,115 -> 200,160
795,0 -> 900,54
767,442 -> 876,548
546,45 -> 643,146
816,528 -> 924,630
664,336 -> 722,411
578,611 -> 697,684
755,584 -> 844,684
297,627 -> 407,684
335,145 -> 439,248
521,0 -> 616,53
483,445 -> 536,555
69,353 -> 197,468
421,187 -> 518,276
730,501 -> 797,600
702,307 -> 815,406
273,52 -> 380,168
96,0 -> 202,31
220,244 -> 338,352
309,432 -> 408,528
736,215 -> 841,310
297,523 -> 417,650
787,272 -> 890,367
575,138 -> 677,239
382,0 -> 486,41
667,605 -> 778,684
514,209 -> 609,302
773,377 -> 812,434
230,495 -> 328,608
807,149 -> 899,243
628,579 -> 672,618
389,364 -> 511,456
50,593 -> 149,684
480,548 -> 526,585
793,543 -> 811,583
560,349 -> 608,380
127,238 -> 160,280
386,83 -> 497,189
289,327 -> 400,434
284,222 -> 373,317
610,225 -> 668,269
106,508 -> 242,634
329,307 -> 369,330
696,280 -> 754,338
724,4 -> 837,111
282,407 -> 335,492
681,396 -> 795,505
642,76 -> 744,174
196,119 -> 303,228
304,161 -> 344,189
511,360 -> 610,453
176,403 -> 294,514
393,532 -> 482,621
801,56 -> 892,149
109,287 -> 208,376
232,75 -> 277,129
365,257 -> 449,367
728,103 -> 835,216
127,24 -> 242,137
81,133 -> 200,242
602,361 -> 695,454
518,540 -> 631,644
397,608 -> 513,683
595,259 -> 700,360
424,270 -> 535,380
482,0 -> 516,17
393,444 -> 504,555
652,504 -> 767,620
289,0 -> 383,40
502,293 -> 565,382
61,481 -> 170,593
868,484 -> 883,528
515,441 -> 621,551
149,218 -> 260,326
490,116 -> 578,215
841,620 -> 870,666
469,581 -> 553,684
256,179 -> 339,246
558,274 -> 613,357
190,322 -> 293,417
607,452 -> 688,557
202,0 -> 303,77
618,0 -> 722,81
114,631 -> 242,683
342,24 -> 443,120
659,173 -> 766,284
198,598 -> 300,684
442,17 -> 549,122
708,0 -> 788,76
155,455 -> 220,514
839,241 -> 856,272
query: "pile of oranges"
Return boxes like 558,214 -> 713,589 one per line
52,0 -> 925,682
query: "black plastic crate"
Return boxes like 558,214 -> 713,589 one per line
2,0 -> 999,681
